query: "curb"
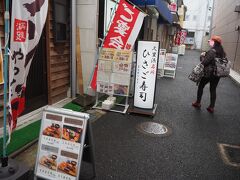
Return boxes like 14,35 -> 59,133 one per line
229,69 -> 240,86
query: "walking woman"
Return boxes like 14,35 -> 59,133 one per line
192,35 -> 226,113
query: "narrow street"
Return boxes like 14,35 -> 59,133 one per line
1,0 -> 240,179
13,50 -> 240,179
89,50 -> 240,179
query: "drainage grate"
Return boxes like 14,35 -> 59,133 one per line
137,122 -> 171,137
218,143 -> 240,168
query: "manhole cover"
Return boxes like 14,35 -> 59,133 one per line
218,143 -> 240,168
137,122 -> 171,137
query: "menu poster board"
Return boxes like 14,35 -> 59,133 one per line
165,53 -> 178,62
114,49 -> 132,63
110,73 -> 130,85
134,41 -> 159,109
114,84 -> 129,96
97,82 -> 114,95
35,106 -> 88,180
97,48 -> 133,96
164,62 -> 177,69
164,53 -> 178,70
97,71 -> 111,83
112,62 -> 131,74
99,48 -> 115,60
98,60 -> 112,72
158,49 -> 166,69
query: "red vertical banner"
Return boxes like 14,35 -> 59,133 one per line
13,19 -> 28,42
90,0 -> 146,90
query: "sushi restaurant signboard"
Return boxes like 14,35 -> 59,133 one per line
34,106 -> 89,180
134,41 -> 159,109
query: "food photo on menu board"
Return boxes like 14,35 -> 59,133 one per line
62,125 -> 83,143
42,121 -> 61,139
114,84 -> 129,96
58,157 -> 77,177
39,151 -> 58,171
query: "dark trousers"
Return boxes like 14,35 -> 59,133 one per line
197,76 -> 220,108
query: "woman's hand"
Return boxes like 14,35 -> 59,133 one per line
201,52 -> 206,56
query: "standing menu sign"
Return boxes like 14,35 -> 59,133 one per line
158,49 -> 166,69
134,41 -> 159,109
164,53 -> 178,70
35,106 -> 89,180
97,48 -> 132,96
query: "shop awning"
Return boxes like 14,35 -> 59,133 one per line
130,0 -> 173,24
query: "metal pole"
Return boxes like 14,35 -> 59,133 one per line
86,0 -> 120,94
2,0 -> 10,167
71,0 -> 77,98
233,30 -> 240,69
203,0 -> 209,37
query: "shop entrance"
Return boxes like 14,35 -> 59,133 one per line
23,29 -> 48,114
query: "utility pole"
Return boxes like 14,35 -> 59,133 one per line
203,0 -> 209,37
209,0 -> 215,36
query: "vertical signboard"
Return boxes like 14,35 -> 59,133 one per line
35,106 -> 89,180
134,41 -> 159,109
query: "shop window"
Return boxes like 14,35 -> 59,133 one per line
53,0 -> 67,42
187,31 -> 195,38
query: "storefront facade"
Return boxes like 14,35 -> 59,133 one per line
0,0 -> 71,123
130,0 -> 173,51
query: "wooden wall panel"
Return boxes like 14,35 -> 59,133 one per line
47,1 -> 71,104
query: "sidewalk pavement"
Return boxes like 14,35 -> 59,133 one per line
14,50 -> 240,179
230,69 -> 240,86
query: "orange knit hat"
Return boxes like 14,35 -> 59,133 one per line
211,35 -> 222,44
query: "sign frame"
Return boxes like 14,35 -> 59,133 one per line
133,40 -> 160,110
34,106 -> 89,180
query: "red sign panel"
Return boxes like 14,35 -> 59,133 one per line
14,19 -> 27,42
103,0 -> 140,50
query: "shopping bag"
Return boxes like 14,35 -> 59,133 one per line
188,63 -> 204,82
215,57 -> 230,77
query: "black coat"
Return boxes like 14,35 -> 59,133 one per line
200,49 -> 216,77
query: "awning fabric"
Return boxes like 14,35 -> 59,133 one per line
130,0 -> 173,24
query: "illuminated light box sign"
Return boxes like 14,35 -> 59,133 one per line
35,106 -> 89,180
134,41 -> 160,109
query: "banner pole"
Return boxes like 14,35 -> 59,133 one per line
2,0 -> 10,167
86,0 -> 120,93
